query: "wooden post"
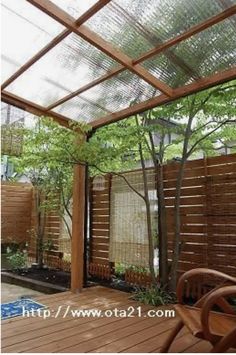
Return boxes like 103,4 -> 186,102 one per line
71,163 -> 86,293
83,164 -> 89,287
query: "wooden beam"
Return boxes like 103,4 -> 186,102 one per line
2,0 -> 111,90
27,0 -> 173,97
71,162 -> 86,293
2,66 -> 235,131
91,67 -> 236,128
1,91 -> 71,128
46,5 -> 236,111
47,66 -> 124,110
134,5 -> 236,64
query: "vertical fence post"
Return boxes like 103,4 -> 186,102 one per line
83,164 -> 89,287
108,173 -> 114,274
71,162 -> 86,293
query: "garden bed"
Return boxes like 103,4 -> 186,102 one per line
1,268 -> 70,294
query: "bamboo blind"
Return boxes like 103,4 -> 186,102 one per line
109,170 -> 157,267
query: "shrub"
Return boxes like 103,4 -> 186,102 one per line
132,285 -> 176,306
7,250 -> 27,271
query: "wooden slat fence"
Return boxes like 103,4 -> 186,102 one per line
1,182 -> 71,272
1,182 -> 33,245
89,175 -> 111,266
89,153 -> 236,285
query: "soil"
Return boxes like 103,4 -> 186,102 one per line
9,268 -> 71,289
2,265 -> 134,292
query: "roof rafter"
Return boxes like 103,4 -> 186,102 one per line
46,4 -> 236,111
47,66 -> 125,110
26,0 -> 173,97
1,90 -> 71,128
91,67 -> 236,128
1,0 -> 111,90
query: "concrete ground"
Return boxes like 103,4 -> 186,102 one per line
1,282 -> 44,303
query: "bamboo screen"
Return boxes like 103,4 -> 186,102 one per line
109,170 -> 158,267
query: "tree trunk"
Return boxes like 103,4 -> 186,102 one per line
168,100 -> 195,292
135,117 -> 156,285
35,188 -> 46,268
147,130 -> 168,286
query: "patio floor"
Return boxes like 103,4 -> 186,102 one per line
1,286 -> 234,353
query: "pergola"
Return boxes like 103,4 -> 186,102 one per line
1,0 -> 236,292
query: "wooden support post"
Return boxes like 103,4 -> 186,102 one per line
83,164 -> 89,287
71,163 -> 86,293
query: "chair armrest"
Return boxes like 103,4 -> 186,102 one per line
200,285 -> 236,342
176,268 -> 236,304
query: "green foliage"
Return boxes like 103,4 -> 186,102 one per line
114,263 -> 149,277
42,240 -> 54,252
88,80 -> 236,175
114,263 -> 126,277
132,285 -> 176,306
7,250 -> 27,271
12,81 -> 235,185
11,117 -> 81,237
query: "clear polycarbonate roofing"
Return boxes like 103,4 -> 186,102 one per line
1,0 -> 236,127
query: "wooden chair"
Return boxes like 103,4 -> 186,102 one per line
161,268 -> 236,353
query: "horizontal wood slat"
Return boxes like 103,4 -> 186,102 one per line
90,175 -> 111,270
1,183 -> 33,244
2,183 -> 63,267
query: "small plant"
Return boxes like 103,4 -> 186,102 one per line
132,285 -> 176,306
63,253 -> 71,263
114,263 -> 126,277
7,250 -> 28,272
43,239 -> 54,252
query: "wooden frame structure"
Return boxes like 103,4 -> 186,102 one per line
2,0 -> 236,129
1,0 -> 236,292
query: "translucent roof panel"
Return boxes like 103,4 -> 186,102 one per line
1,0 -> 64,84
171,15 -> 236,79
53,70 -> 160,122
142,54 -> 195,89
143,15 -> 236,88
1,0 -> 236,128
6,33 -> 118,107
52,96 -> 107,123
50,0 -> 98,19
85,0 -> 236,59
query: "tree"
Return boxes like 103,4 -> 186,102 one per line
11,118 -> 80,265
140,81 -> 236,291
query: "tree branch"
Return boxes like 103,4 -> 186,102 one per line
187,119 -> 236,157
